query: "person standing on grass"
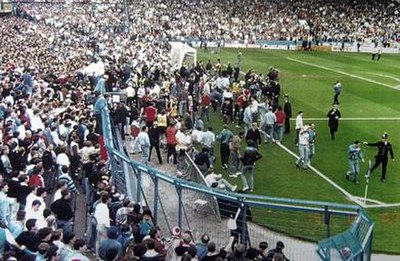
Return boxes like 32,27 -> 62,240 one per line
246,122 -> 262,149
345,140 -> 365,184
229,131 -> 244,178
307,123 -> 317,163
295,126 -> 310,170
283,95 -> 292,134
333,81 -> 342,105
261,108 -> 276,144
364,133 -> 394,182
217,124 -> 234,169
294,111 -> 304,145
327,104 -> 341,140
274,106 -> 286,143
240,140 -> 262,192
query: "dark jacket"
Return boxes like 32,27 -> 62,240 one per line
366,141 -> 394,159
50,198 -> 73,221
241,147 -> 262,166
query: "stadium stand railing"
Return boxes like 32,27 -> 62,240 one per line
100,100 -> 374,260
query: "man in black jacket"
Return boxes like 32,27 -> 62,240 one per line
364,133 -> 395,182
327,104 -> 341,140
240,140 -> 262,192
50,189 -> 74,234
148,121 -> 163,164
194,147 -> 211,174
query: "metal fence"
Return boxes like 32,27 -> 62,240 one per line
101,107 -> 373,260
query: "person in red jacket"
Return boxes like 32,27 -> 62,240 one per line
144,102 -> 157,127
29,166 -> 44,188
200,93 -> 211,124
273,106 -> 286,143
165,122 -> 177,164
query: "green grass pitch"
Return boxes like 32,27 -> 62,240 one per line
196,48 -> 400,254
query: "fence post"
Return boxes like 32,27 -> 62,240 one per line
176,184 -> 183,228
153,175 -> 159,225
324,205 -> 330,238
136,169 -> 142,203
241,202 -> 248,246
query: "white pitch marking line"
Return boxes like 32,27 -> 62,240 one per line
276,142 -> 365,206
290,117 -> 400,121
287,58 -> 399,90
363,203 -> 400,209
369,73 -> 400,82
352,196 -> 385,205
221,62 -> 394,207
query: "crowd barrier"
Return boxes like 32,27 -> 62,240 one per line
100,107 -> 374,260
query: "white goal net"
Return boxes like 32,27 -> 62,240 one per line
169,42 -> 197,69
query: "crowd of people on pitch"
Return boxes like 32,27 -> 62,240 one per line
0,3 -> 299,260
16,0 -> 400,45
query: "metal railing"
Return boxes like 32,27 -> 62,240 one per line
100,106 -> 373,260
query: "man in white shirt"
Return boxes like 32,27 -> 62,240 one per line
94,194 -> 111,255
205,170 -> 237,192
295,111 -> 304,146
296,126 -> 310,170
137,126 -> 151,165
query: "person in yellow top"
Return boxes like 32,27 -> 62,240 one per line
157,109 -> 168,146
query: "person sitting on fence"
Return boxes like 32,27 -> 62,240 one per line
205,169 -> 237,192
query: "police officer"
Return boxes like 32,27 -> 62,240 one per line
364,133 -> 394,182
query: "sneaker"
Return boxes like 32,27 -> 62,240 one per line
354,180 -> 359,184
345,172 -> 350,180
223,164 -> 228,169
243,186 -> 249,192
295,163 -> 300,169
229,174 -> 238,178
235,171 -> 242,176
235,125 -> 240,128
249,189 -> 253,192
264,140 -> 268,144
231,185 -> 237,192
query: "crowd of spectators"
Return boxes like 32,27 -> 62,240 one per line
18,0 -> 400,44
1,0 -> 394,259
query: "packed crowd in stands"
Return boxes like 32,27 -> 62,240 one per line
0,0 -> 394,259
18,0 -> 400,44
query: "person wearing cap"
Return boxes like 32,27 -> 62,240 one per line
258,241 -> 269,260
364,133 -> 395,182
345,140 -> 365,184
327,104 -> 341,140
266,241 -> 289,261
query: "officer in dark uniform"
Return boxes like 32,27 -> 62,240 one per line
327,105 -> 341,140
364,133 -> 395,182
